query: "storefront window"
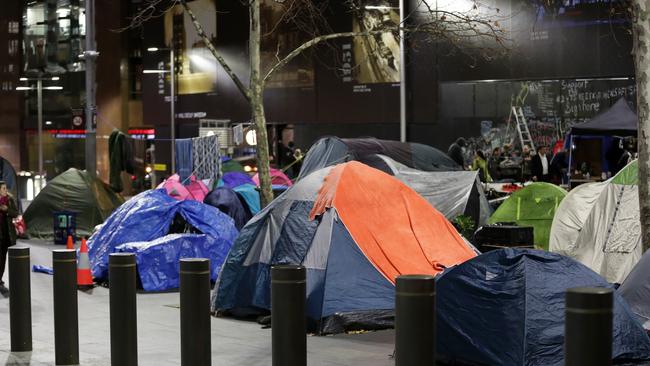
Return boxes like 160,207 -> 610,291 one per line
22,0 -> 87,177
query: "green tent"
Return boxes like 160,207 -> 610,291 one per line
222,159 -> 245,173
24,168 -> 124,240
488,182 -> 567,250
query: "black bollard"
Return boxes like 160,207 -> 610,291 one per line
8,246 -> 32,352
271,265 -> 306,366
180,258 -> 211,366
53,249 -> 79,365
109,253 -> 138,366
565,287 -> 613,366
395,274 -> 436,366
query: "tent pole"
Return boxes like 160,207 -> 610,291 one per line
568,135 -> 573,188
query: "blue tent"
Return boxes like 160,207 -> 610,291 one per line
88,189 -> 238,288
437,249 -> 650,366
232,184 -> 261,214
204,187 -> 252,230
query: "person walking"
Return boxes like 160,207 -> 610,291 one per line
0,181 -> 18,288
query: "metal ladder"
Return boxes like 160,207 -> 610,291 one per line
510,106 -> 535,153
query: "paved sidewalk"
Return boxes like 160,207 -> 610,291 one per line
0,240 -> 395,365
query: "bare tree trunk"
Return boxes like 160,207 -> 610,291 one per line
634,0 -> 650,253
250,0 -> 274,207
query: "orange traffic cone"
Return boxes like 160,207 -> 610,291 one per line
77,238 -> 94,289
66,235 -> 74,250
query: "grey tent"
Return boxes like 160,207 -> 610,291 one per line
378,155 -> 491,227
24,168 -> 124,239
620,249 -> 650,330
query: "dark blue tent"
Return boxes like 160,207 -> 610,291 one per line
437,249 -> 650,366
570,98 -> 637,136
0,156 -> 17,194
297,137 -> 460,180
88,189 -> 238,288
204,187 -> 252,230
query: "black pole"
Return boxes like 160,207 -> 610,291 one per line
565,287 -> 613,366
180,258 -> 211,366
53,249 -> 79,365
271,265 -> 306,366
109,253 -> 138,366
395,274 -> 436,366
8,246 -> 32,352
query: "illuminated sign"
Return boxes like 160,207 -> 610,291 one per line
48,129 -> 87,139
128,128 -> 156,140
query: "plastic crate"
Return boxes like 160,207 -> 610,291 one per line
53,211 -> 77,245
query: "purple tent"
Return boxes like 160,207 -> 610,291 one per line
221,172 -> 255,189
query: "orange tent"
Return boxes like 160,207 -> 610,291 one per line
310,161 -> 476,281
215,161 -> 476,333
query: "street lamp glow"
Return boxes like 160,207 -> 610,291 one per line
43,86 -> 63,90
51,76 -> 60,81
19,77 -> 27,81
45,121 -> 52,125
147,47 -> 159,52
364,5 -> 398,9
143,69 -> 170,74
15,86 -> 31,91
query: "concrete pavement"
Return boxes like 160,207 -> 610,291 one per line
0,240 -> 395,365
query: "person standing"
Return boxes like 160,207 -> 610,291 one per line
448,138 -> 467,168
471,150 -> 493,183
0,181 -> 18,288
531,146 -> 551,182
550,149 -> 569,185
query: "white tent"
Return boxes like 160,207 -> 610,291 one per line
549,160 -> 641,284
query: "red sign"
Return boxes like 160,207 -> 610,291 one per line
128,128 -> 155,135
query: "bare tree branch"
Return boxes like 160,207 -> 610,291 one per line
117,0 -> 178,33
263,30 -> 387,84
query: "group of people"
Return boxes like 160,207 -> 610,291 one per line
448,138 -> 568,184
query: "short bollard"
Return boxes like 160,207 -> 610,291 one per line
180,258 -> 211,366
271,265 -> 306,366
9,246 -> 32,352
53,249 -> 79,365
109,253 -> 138,366
565,287 -> 613,366
395,275 -> 436,366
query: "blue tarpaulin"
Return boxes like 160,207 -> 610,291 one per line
436,249 -> 650,366
116,234 -> 231,291
88,189 -> 238,282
